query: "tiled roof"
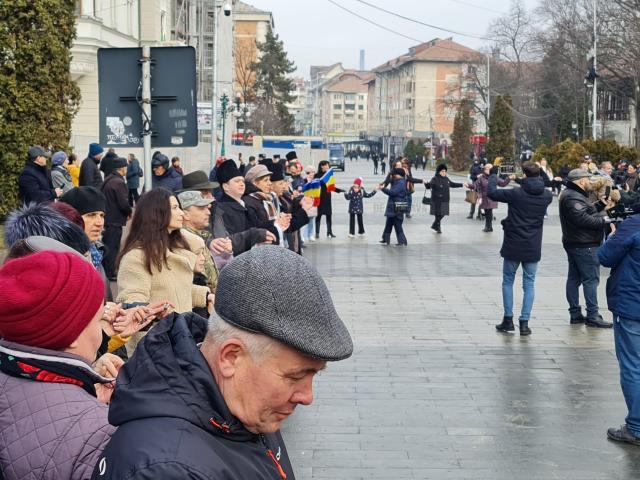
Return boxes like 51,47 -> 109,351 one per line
325,71 -> 373,93
373,38 -> 483,73
235,1 -> 271,15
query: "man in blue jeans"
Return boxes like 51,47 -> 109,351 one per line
559,169 -> 613,328
598,211 -> 640,445
488,162 -> 552,335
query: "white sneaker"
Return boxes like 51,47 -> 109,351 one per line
357,233 -> 365,237
308,237 -> 316,242
348,234 -> 354,238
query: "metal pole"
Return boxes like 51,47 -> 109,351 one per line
141,45 -> 153,191
486,53 -> 490,137
210,1 -> 219,170
221,94 -> 227,156
592,0 -> 598,139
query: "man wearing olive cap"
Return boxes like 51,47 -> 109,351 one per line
93,246 -> 353,480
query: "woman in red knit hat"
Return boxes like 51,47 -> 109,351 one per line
0,251 -> 117,479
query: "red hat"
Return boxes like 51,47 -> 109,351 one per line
0,251 -> 104,350
353,177 -> 363,186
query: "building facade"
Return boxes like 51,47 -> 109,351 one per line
71,0 -> 171,152
323,71 -> 371,143
367,38 -> 486,157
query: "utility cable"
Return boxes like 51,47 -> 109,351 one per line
353,0 -> 495,41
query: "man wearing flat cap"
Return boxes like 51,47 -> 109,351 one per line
93,246 -> 353,479
18,146 -> 61,205
101,157 -> 132,280
559,168 -> 615,328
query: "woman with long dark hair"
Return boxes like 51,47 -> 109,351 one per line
117,188 -> 212,352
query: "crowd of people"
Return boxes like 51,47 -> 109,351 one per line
3,140 -> 640,480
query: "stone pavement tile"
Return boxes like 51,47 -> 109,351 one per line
281,163 -> 640,478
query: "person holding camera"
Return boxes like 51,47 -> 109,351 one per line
559,168 -> 614,328
598,209 -> 640,445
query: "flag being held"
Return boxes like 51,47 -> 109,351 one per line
301,179 -> 322,206
320,168 -> 336,192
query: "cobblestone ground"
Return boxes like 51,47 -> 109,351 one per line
282,159 -> 640,479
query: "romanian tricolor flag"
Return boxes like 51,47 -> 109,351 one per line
320,168 -> 336,192
301,179 -> 322,206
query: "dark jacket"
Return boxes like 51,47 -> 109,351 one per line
0,340 -> 114,480
242,183 -> 280,241
17,162 -> 56,204
278,193 -> 309,254
79,156 -> 103,188
344,188 -> 376,214
469,162 -> 482,182
126,158 -> 143,189
473,173 -> 510,210
559,181 -> 606,249
151,167 -> 182,192
291,175 -> 306,192
381,178 -> 407,218
598,215 -> 640,320
209,201 -> 268,255
488,175 -> 552,263
314,171 -> 344,216
425,175 -> 463,217
91,313 -> 295,480
102,172 -> 132,226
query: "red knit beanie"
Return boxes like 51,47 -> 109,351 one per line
0,251 -> 105,350
353,177 -> 363,186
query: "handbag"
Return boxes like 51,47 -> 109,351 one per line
422,190 -> 431,205
394,201 -> 411,214
465,190 -> 478,204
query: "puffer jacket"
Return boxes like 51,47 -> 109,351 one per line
91,313 -> 295,480
151,167 -> 182,192
559,181 -> 606,249
0,340 -> 114,480
598,215 -> 640,320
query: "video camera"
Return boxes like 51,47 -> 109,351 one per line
607,203 -> 637,222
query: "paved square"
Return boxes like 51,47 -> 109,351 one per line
282,160 -> 640,479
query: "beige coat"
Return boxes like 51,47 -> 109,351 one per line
116,246 -> 209,313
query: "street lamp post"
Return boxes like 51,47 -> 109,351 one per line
220,93 -> 229,157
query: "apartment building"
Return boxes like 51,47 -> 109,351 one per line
323,71 -> 372,142
367,38 -> 485,156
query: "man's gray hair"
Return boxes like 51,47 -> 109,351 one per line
206,313 -> 277,360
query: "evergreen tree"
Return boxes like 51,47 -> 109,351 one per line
486,95 -> 515,160
0,1 -> 80,217
450,100 -> 473,170
250,28 -> 296,135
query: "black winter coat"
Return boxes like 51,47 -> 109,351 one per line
381,178 -> 407,218
487,175 -> 552,263
91,312 -> 295,480
559,181 -> 606,249
151,167 -> 182,192
314,171 -> 344,216
79,157 -> 103,188
209,201 -> 268,256
17,162 -> 55,204
102,173 -> 132,226
425,175 -> 463,217
278,193 -> 309,254
242,183 -> 280,241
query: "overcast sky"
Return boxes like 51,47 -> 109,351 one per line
244,0 -> 540,78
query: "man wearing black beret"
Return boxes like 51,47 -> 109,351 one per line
93,246 -> 353,479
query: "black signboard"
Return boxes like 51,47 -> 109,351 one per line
97,46 -> 198,148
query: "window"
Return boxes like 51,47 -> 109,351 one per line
405,98 -> 413,110
358,105 -> 364,110
333,114 -> 341,120
345,122 -> 355,130
345,94 -> 356,102
333,94 -> 342,100
358,94 -> 365,101
345,112 -> 354,118
358,115 -> 364,120
345,104 -> 355,111
333,104 -> 342,110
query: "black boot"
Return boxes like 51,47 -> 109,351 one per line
495,316 -> 514,332
519,320 -> 532,336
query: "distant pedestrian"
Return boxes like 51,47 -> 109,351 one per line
151,153 -> 182,192
79,142 -> 104,188
18,146 -> 61,204
171,156 -> 184,176
379,168 -> 408,246
67,153 -> 80,187
381,156 -> 387,175
467,158 -> 483,219
344,177 -> 377,237
101,157 -> 132,281
488,161 -> 552,336
471,163 -> 511,232
50,150 -> 75,195
372,153 -> 379,174
126,153 -> 143,206
424,164 -> 466,234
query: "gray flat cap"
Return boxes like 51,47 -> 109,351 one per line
214,246 -> 353,361
567,168 -> 592,181
244,164 -> 271,184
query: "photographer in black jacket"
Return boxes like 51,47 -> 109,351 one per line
559,169 -> 615,328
